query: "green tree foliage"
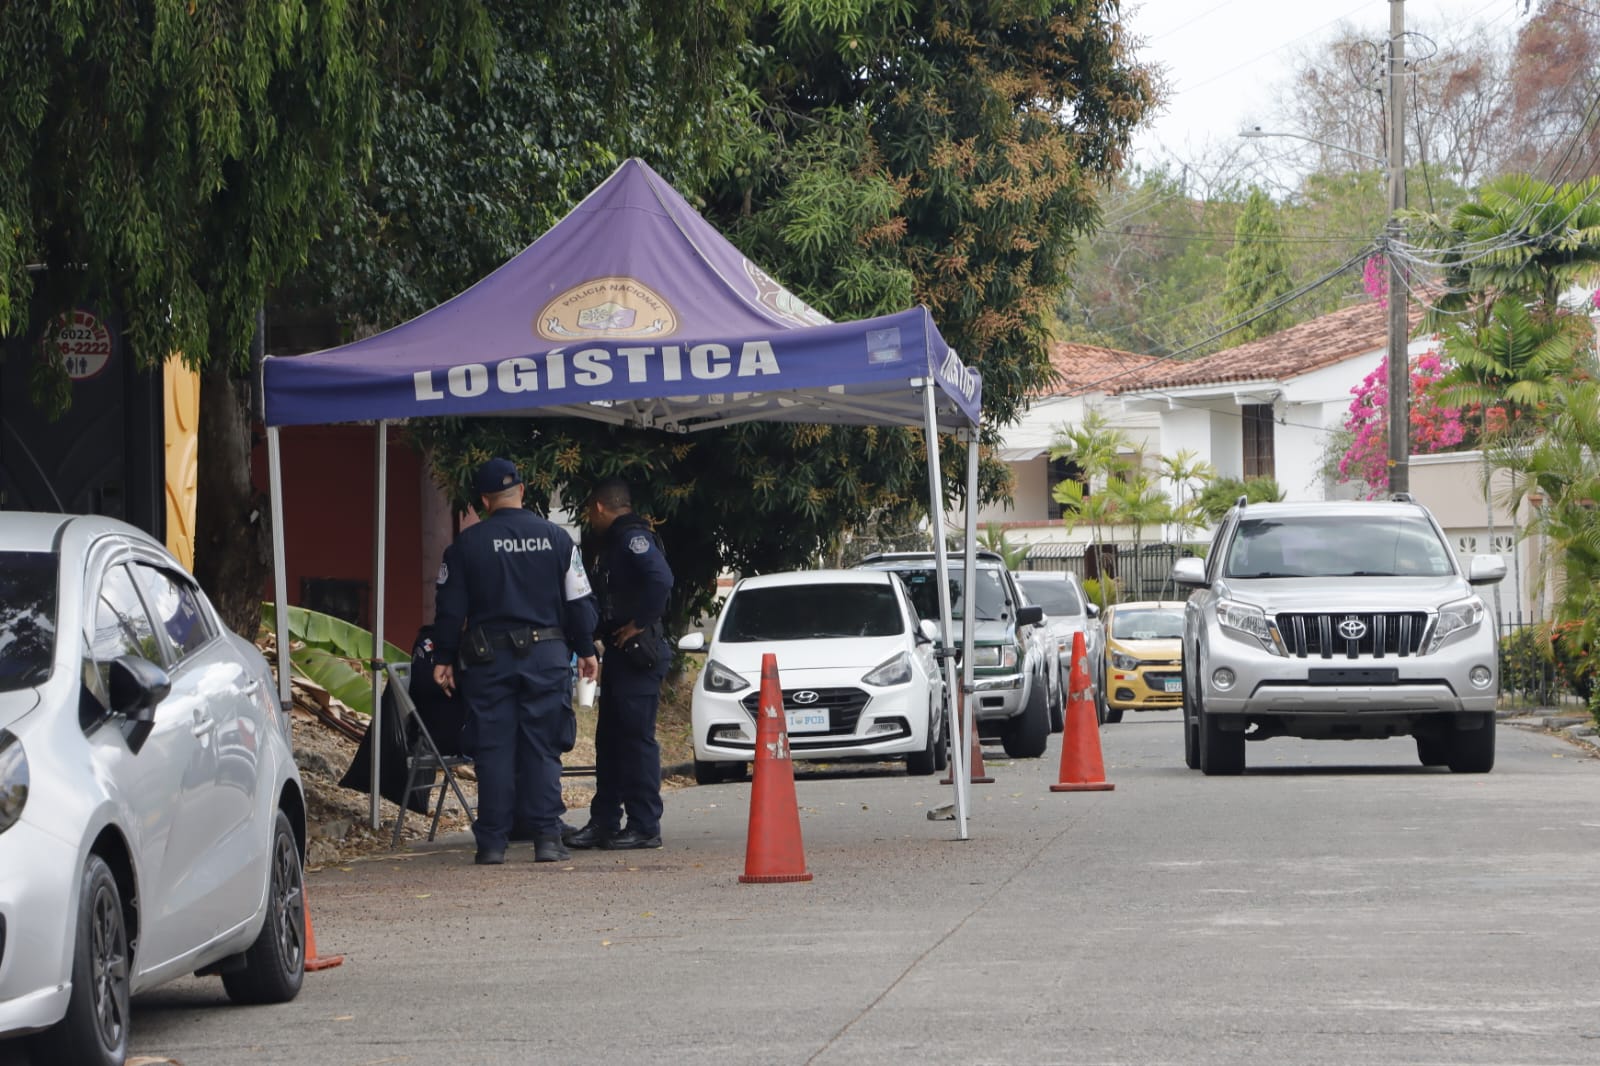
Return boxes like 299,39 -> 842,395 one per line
1194,476 -> 1284,524
0,0 -> 495,633
1414,174 -> 1600,425
1495,379 -> 1600,714
1222,189 -> 1294,341
287,0 -> 754,334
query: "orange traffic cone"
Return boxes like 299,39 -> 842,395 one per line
303,884 -> 345,971
1051,631 -> 1115,793
739,653 -> 813,884
940,688 -> 993,784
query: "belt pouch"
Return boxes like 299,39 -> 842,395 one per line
508,625 -> 533,656
465,625 -> 495,665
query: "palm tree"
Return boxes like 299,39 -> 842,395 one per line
1159,449 -> 1215,544
1050,410 -> 1135,609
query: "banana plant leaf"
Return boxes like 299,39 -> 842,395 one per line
261,603 -> 410,719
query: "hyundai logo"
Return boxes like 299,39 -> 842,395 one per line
792,690 -> 821,705
1337,618 -> 1368,640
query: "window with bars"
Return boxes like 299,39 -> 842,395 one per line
1242,404 -> 1276,479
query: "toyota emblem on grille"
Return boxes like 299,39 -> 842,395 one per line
792,690 -> 820,704
1337,618 -> 1368,640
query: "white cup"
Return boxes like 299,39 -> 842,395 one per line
574,676 -> 597,710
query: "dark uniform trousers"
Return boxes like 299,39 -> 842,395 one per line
464,639 -> 572,849
591,637 -> 670,835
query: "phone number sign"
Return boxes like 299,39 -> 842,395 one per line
43,310 -> 114,381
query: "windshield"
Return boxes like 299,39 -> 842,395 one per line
1111,608 -> 1184,641
893,566 -> 1010,622
720,583 -> 904,641
0,551 -> 59,692
1017,579 -> 1082,617
1226,514 -> 1454,579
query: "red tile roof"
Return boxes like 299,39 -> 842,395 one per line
1040,342 -> 1165,397
1112,300 -> 1426,394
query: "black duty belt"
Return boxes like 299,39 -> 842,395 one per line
488,626 -> 564,648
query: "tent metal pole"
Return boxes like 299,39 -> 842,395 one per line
961,431 -> 979,837
267,426 -> 292,714
369,420 -> 389,830
922,381 -> 968,839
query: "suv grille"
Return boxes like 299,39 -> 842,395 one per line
1275,611 -> 1429,659
740,687 -> 869,736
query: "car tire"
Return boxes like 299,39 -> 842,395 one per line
906,702 -> 940,776
1002,681 -> 1051,758
222,810 -> 306,1006
1198,705 -> 1245,776
1182,659 -> 1200,770
31,855 -> 130,1066
1103,708 -> 1124,724
693,759 -> 743,785
1446,716 -> 1495,774
1049,680 -> 1065,734
1414,732 -> 1449,767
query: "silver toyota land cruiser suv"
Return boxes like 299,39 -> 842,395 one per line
1172,495 -> 1507,776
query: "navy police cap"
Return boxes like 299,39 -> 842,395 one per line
473,457 -> 523,496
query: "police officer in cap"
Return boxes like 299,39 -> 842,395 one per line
565,478 -> 674,850
432,458 -> 599,865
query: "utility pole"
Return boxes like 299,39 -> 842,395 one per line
1385,0 -> 1409,494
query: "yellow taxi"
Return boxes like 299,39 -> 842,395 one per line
1101,600 -> 1185,722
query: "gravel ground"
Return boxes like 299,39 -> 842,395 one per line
292,665 -> 699,869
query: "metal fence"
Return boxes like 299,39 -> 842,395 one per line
1018,540 -> 1199,604
1497,615 -> 1588,711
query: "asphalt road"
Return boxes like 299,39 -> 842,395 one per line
10,710 -> 1600,1065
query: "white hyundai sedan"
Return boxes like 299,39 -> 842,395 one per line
680,569 -> 946,784
0,513 -> 307,1066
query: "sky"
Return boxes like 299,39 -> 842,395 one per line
1126,0 -> 1535,172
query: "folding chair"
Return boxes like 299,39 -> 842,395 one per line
385,662 -> 476,848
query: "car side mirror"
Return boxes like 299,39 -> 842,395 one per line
916,619 -> 939,645
1467,554 -> 1507,586
1016,605 -> 1045,627
1172,557 -> 1208,588
1086,603 -> 1100,618
676,631 -> 707,653
109,655 -> 170,755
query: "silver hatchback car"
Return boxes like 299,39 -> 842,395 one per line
0,513 -> 307,1066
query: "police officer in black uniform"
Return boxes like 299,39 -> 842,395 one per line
432,458 -> 598,865
565,478 -> 674,850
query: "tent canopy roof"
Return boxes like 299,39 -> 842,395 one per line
262,159 -> 980,433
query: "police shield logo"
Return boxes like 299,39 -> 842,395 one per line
628,534 -> 650,555
536,276 -> 678,340
436,562 -> 449,584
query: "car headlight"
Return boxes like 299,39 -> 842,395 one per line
1216,598 -> 1280,653
1429,596 -> 1485,653
1110,650 -> 1142,670
0,729 -> 28,835
862,651 -> 913,687
703,658 -> 751,694
971,644 -> 1018,668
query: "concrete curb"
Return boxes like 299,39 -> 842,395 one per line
1499,709 -> 1600,754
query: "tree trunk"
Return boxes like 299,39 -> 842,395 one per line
194,359 -> 271,638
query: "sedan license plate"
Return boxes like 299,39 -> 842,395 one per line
1163,678 -> 1183,694
787,708 -> 829,733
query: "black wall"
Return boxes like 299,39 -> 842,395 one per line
0,298 -> 164,539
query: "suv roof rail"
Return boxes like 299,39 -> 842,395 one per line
1235,494 -> 1248,509
1389,492 -> 1416,504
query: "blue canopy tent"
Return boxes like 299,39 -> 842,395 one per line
261,159 -> 987,837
